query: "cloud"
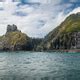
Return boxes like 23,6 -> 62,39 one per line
0,1 -> 80,38
68,7 -> 80,14
70,0 -> 80,3
28,0 -> 59,4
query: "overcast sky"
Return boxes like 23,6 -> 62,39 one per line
0,0 -> 80,38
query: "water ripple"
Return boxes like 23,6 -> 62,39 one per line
0,52 -> 79,80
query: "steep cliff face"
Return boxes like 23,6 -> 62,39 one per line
37,13 -> 80,51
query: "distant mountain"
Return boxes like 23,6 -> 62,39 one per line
36,12 -> 80,51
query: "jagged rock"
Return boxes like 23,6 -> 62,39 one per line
7,24 -> 18,32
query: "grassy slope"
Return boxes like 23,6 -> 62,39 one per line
0,31 -> 30,50
37,13 -> 80,50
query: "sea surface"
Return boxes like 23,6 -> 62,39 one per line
0,51 -> 80,80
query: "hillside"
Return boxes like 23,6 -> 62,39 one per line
36,12 -> 80,51
0,24 -> 31,51
0,13 -> 80,51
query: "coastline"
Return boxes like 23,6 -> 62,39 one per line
43,49 -> 80,53
0,48 -> 80,53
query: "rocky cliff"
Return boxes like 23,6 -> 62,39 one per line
36,12 -> 80,51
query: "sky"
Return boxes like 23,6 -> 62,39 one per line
0,0 -> 80,38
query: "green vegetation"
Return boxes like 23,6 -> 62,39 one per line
5,31 -> 29,46
60,13 -> 80,33
36,13 -> 80,51
0,31 -> 30,51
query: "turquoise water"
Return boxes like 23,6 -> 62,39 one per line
0,51 -> 79,80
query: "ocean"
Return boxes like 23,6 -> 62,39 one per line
0,51 -> 79,80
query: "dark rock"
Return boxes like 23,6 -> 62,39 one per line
7,24 -> 18,32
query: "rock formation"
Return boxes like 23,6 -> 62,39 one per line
7,24 -> 18,32
0,24 -> 42,51
0,24 -> 31,51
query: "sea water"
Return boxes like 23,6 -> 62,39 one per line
0,51 -> 79,80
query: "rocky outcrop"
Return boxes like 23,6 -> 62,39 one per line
7,24 -> 19,32
0,24 -> 42,51
0,24 -> 32,51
